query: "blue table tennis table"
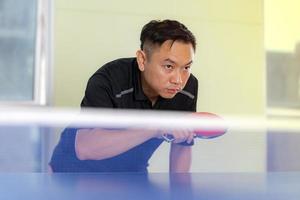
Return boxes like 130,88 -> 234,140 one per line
1,172 -> 300,200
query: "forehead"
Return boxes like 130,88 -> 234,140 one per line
153,40 -> 194,64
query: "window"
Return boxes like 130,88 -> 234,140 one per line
267,45 -> 300,109
265,0 -> 300,111
0,0 -> 52,172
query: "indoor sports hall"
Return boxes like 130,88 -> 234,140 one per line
0,0 -> 299,199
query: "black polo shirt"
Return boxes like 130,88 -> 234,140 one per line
50,57 -> 198,172
81,57 -> 198,111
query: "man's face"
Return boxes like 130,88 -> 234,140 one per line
137,40 -> 194,101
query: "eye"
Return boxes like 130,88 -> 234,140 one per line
184,66 -> 191,71
164,65 -> 173,70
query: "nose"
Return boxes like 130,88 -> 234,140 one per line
170,70 -> 182,85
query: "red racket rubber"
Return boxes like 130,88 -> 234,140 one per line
162,112 -> 228,142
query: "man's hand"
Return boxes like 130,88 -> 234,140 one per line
157,129 -> 194,144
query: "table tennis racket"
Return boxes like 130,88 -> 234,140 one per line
162,112 -> 228,142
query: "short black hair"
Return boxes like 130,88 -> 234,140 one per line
140,19 -> 196,54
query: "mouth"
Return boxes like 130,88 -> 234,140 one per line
166,88 -> 181,94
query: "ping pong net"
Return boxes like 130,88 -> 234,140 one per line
0,105 -> 300,172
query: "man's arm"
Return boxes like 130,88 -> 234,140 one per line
169,143 -> 192,172
76,128 -> 194,161
75,128 -> 157,160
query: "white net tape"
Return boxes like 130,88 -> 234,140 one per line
1,106 -> 300,132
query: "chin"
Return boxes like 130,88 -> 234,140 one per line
161,93 -> 177,99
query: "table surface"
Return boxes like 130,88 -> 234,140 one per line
1,172 -> 300,200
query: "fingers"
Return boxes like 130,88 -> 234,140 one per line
173,130 -> 193,144
161,129 -> 194,144
186,132 -> 195,144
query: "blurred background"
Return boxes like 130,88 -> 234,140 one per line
0,0 -> 299,172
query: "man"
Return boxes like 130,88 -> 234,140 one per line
50,19 -> 198,172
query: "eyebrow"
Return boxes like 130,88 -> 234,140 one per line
163,58 -> 193,66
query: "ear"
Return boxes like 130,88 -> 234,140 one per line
136,50 -> 146,71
